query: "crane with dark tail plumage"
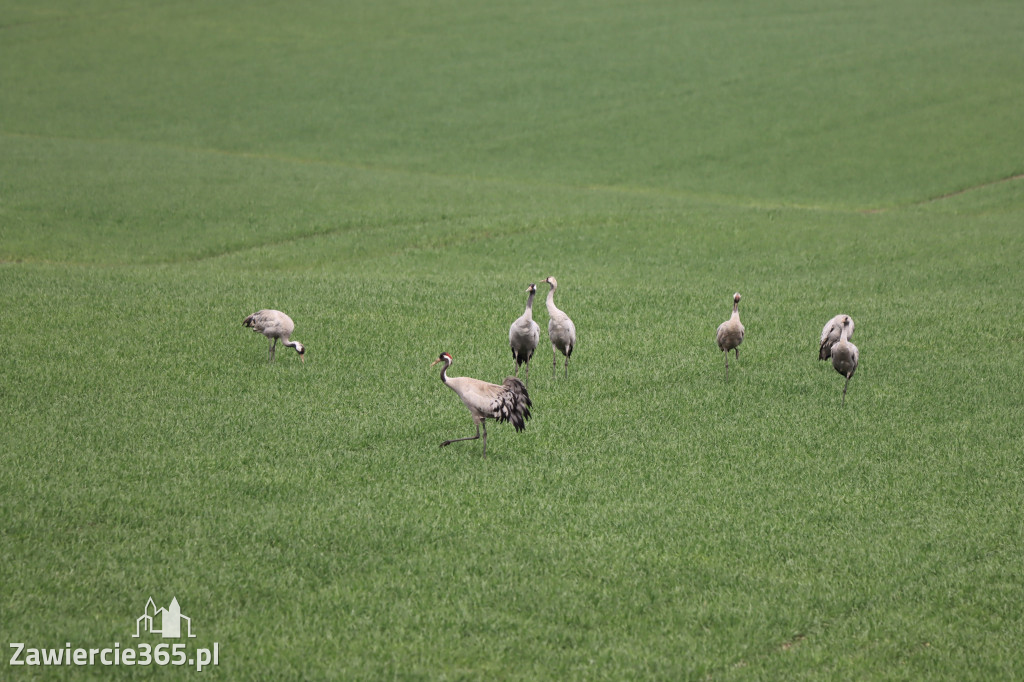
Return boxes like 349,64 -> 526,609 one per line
509,283 -> 540,386
431,352 -> 531,458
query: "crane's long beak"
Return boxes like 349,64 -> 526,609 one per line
431,358 -> 441,367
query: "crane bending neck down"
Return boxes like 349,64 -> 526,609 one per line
242,309 -> 306,363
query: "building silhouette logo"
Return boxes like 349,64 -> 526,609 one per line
133,597 -> 196,639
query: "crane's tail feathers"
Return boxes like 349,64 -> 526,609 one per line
493,377 -> 532,432
511,347 -> 537,366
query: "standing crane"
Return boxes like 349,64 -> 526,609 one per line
509,283 -> 540,385
543,276 -> 576,379
819,314 -> 855,361
242,309 -> 305,363
830,315 -> 859,406
715,292 -> 744,378
431,352 -> 532,458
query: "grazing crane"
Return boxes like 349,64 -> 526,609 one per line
509,283 -> 540,385
715,292 -> 745,378
819,314 -> 855,361
830,315 -> 859,406
431,352 -> 531,458
242,309 -> 305,363
543,276 -> 576,379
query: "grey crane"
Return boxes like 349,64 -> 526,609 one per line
509,283 -> 541,385
830,315 -> 859,406
543,276 -> 576,379
242,309 -> 305,363
431,352 -> 532,458
819,314 -> 855,361
715,292 -> 744,378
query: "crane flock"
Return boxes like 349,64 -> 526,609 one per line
244,281 -> 863,457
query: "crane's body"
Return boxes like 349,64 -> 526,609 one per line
716,293 -> 744,378
819,314 -> 855,361
509,284 -> 541,385
830,315 -> 859,406
432,352 -> 531,457
243,309 -> 305,363
543,277 -> 576,379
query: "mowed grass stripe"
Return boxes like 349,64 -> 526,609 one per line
1,129 -> 931,270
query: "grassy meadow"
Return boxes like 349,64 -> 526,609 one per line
2,0 -> 1023,679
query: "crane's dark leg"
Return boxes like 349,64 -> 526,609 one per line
481,422 -> 487,458
842,376 -> 851,406
735,348 -> 740,362
269,338 -> 277,363
723,350 -> 729,379
440,424 -> 481,450
552,347 -> 558,380
564,355 -> 569,379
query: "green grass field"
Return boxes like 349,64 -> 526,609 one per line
2,1 -> 1023,679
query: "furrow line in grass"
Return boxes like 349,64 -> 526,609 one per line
2,130 -> 871,216
864,171 -> 1024,213
916,172 -> 1024,205
171,223 -> 375,265
180,218 -> 547,265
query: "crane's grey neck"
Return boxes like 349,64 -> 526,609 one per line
283,339 -> 301,350
731,302 -> 740,319
545,286 -> 558,313
440,361 -> 450,383
525,290 -> 536,316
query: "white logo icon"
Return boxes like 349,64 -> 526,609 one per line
133,597 -> 196,639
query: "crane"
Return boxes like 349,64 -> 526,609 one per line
830,315 -> 859,406
431,352 -> 531,458
509,283 -> 541,385
543,276 -> 576,379
242,309 -> 305,363
715,292 -> 744,378
819,314 -> 855,361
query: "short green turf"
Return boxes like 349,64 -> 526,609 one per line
2,1 -> 1023,679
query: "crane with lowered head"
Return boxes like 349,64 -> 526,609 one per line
243,309 -> 305,363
